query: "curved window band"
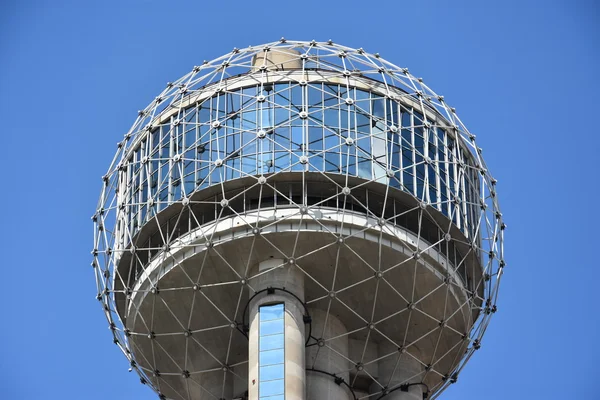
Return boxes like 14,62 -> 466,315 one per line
122,82 -> 480,241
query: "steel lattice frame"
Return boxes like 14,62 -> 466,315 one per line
92,39 -> 505,400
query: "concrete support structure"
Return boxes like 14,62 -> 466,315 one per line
191,372 -> 233,400
248,259 -> 306,400
306,308 -> 351,400
251,48 -> 302,71
372,342 -> 424,400
348,338 -> 379,398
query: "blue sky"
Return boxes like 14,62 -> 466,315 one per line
0,1 -> 598,399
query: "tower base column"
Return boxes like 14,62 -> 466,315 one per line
306,308 -> 351,400
371,342 -> 424,400
248,259 -> 306,400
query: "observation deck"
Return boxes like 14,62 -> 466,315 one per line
92,39 -> 505,400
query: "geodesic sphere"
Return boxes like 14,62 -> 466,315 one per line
92,39 -> 505,400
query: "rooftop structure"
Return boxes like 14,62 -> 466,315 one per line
92,39 -> 505,400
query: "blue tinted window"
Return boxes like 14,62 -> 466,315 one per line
259,303 -> 285,399
260,334 -> 284,351
260,379 -> 285,397
260,364 -> 284,380
260,303 -> 284,320
125,82 -> 478,240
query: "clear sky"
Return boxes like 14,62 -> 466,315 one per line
0,1 -> 598,399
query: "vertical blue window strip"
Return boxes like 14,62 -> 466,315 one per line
259,303 -> 285,399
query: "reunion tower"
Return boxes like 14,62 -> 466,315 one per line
92,39 -> 505,400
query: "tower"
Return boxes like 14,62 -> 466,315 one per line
92,39 -> 505,400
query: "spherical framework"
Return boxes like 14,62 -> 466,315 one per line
92,39 -> 505,400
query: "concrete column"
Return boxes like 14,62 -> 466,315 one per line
306,308 -> 351,400
248,259 -> 306,400
371,342 -> 424,400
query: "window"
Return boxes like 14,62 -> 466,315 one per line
259,303 -> 285,400
122,81 -> 479,241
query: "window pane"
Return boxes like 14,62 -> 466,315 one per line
260,379 -> 284,397
260,364 -> 285,381
259,348 -> 284,366
260,319 -> 284,336
260,303 -> 284,320
260,334 -> 284,351
260,395 -> 285,400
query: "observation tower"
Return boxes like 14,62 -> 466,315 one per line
92,39 -> 505,400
